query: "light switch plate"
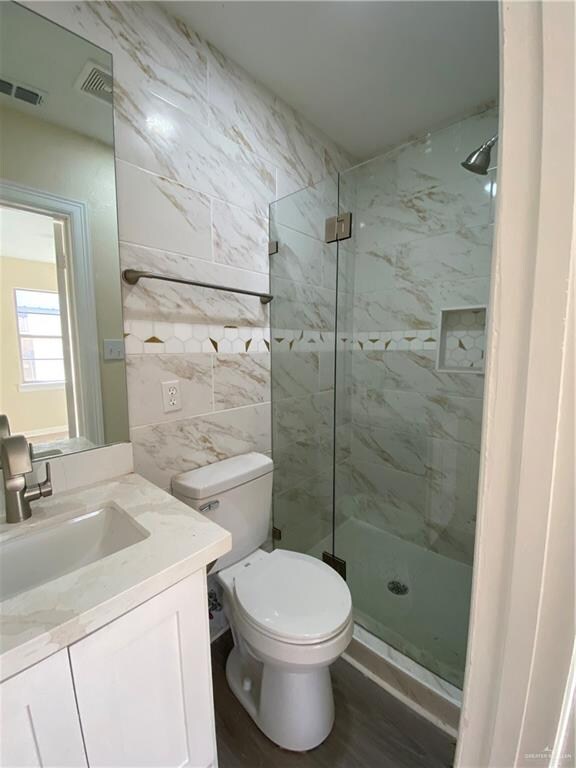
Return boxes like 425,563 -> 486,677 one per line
161,380 -> 181,412
103,339 -> 125,360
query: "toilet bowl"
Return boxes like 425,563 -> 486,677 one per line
172,453 -> 353,751
219,548 -> 353,751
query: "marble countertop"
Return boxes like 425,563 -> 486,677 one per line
0,472 -> 231,681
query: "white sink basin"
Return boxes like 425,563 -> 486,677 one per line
0,504 -> 149,602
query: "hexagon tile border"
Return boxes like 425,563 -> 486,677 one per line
124,322 -> 481,358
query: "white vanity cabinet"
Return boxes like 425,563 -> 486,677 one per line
0,650 -> 87,767
70,571 -> 216,768
0,571 -> 217,768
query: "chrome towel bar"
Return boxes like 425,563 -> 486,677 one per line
122,269 -> 273,305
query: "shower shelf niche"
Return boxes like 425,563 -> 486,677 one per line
436,306 -> 487,373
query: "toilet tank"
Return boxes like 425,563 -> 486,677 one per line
172,453 -> 273,572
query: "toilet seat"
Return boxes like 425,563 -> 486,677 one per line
233,549 -> 352,645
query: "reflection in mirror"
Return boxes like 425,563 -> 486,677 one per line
0,1 -> 128,460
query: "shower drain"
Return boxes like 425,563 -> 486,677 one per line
387,580 -> 409,596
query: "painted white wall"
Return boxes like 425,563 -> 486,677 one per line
0,105 -> 127,445
456,1 -> 575,765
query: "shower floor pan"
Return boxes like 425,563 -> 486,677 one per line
310,517 -> 472,689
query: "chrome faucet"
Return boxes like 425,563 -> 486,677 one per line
1,435 -> 52,523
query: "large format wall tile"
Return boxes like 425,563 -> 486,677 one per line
352,388 -> 483,447
334,108 -> 496,564
126,353 -> 212,427
131,403 -> 271,490
352,249 -> 396,295
207,43 -> 326,189
213,353 -> 270,409
343,462 -> 430,547
272,174 -> 337,240
354,284 -> 435,331
272,391 -> 334,451
271,278 -> 336,332
270,348 -> 319,400
116,161 -> 212,258
270,225 -> 331,287
351,424 -> 429,477
113,88 -> 276,217
212,200 -> 268,274
273,474 -> 333,552
354,276 -> 489,333
414,437 -> 481,563
121,243 -> 269,326
395,224 -> 493,284
273,435 -> 333,497
351,350 -> 484,399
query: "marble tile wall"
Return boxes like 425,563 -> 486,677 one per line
340,107 -> 498,565
268,174 -> 342,553
28,1 -> 353,491
268,108 -> 497,562
270,175 -> 348,552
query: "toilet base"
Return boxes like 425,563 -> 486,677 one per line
225,645 -> 335,752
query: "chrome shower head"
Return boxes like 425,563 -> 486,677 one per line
461,134 -> 498,175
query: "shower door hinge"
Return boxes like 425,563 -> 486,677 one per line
268,240 -> 279,256
272,526 -> 282,541
325,212 -> 352,244
322,551 -> 347,580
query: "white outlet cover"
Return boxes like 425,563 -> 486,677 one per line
103,339 -> 125,360
161,380 -> 182,412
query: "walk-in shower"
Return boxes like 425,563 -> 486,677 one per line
269,106 -> 498,691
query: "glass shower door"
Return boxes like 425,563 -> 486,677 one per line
333,108 -> 497,687
269,175 -> 338,557
268,107 -> 497,690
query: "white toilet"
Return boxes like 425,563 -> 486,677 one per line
172,452 -> 353,752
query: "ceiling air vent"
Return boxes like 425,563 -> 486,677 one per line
14,85 -> 42,106
76,61 -> 113,104
0,78 -> 13,96
0,76 -> 45,105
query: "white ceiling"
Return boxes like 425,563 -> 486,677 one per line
0,2 -> 114,145
0,207 -> 56,263
166,1 -> 499,160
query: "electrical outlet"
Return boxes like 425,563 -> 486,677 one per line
161,380 -> 181,413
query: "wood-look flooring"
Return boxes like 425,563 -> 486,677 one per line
211,632 -> 456,768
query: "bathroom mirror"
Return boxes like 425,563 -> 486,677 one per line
0,2 -> 128,460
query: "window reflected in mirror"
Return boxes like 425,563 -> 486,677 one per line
0,1 -> 128,458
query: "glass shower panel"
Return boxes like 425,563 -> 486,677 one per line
334,108 -> 498,687
269,176 -> 338,556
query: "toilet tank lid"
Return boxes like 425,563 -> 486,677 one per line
172,452 -> 273,500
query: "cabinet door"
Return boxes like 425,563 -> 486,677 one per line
70,572 -> 216,768
0,650 -> 87,768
